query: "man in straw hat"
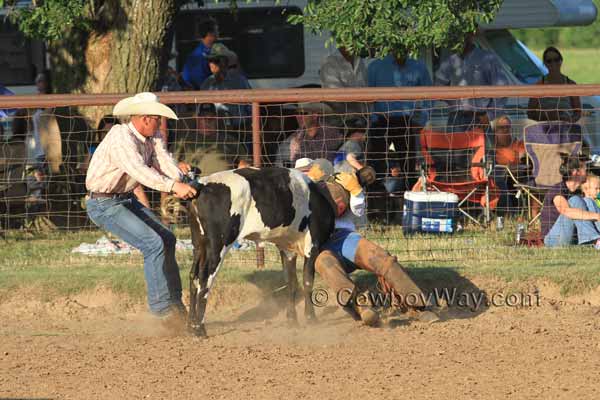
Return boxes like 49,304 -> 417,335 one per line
85,92 -> 198,330
291,102 -> 343,164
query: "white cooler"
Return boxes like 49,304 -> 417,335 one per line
402,191 -> 459,234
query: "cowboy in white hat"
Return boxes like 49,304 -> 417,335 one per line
85,92 -> 197,330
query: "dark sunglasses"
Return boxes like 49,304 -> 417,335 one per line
545,57 -> 562,64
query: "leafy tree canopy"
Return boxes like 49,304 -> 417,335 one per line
289,0 -> 503,58
1,0 -> 91,40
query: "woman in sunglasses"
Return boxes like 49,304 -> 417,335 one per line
527,46 -> 582,124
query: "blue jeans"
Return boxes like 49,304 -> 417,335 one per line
86,195 -> 182,314
544,196 -> 600,247
322,229 -> 363,273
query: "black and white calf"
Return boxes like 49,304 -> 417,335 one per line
187,167 -> 335,336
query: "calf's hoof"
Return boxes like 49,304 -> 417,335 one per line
188,323 -> 208,337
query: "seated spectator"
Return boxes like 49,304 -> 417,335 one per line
334,117 -> 367,173
494,116 -> 525,167
527,47 -> 581,124
542,155 -> 600,247
291,102 -> 343,164
0,121 -> 45,208
580,175 -> 600,223
200,44 -> 252,131
173,103 -> 248,176
182,19 -> 218,89
383,163 -> 403,195
492,116 -> 526,213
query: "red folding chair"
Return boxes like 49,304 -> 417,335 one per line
412,128 -> 499,225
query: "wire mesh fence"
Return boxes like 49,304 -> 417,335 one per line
1,86 -> 600,267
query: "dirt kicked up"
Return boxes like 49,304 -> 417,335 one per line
2,281 -> 600,400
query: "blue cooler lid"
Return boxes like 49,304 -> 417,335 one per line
404,191 -> 459,203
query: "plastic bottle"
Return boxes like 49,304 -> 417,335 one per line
516,224 -> 525,244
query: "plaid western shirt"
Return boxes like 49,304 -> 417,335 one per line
86,122 -> 182,194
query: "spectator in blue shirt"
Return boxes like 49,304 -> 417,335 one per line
181,19 -> 218,89
367,50 -> 432,217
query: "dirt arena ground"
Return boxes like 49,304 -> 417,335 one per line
2,280 -> 600,400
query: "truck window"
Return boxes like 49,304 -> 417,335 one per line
483,30 -> 542,84
0,19 -> 45,86
176,6 -> 304,79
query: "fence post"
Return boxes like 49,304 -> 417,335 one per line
251,101 -> 265,269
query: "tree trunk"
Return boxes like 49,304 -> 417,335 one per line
48,0 -> 178,124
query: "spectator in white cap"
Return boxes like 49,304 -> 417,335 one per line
85,92 -> 198,332
294,157 -> 314,172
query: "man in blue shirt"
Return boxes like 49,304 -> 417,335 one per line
367,50 -> 432,220
181,19 -> 218,89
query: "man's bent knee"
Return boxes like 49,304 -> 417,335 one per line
315,250 -> 341,273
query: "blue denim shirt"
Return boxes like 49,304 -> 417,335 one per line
182,42 -> 211,89
367,56 -> 433,125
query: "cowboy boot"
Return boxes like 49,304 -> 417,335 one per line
354,239 -> 427,306
315,250 -> 379,326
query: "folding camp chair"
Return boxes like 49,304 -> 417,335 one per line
510,122 -> 582,226
412,128 -> 498,225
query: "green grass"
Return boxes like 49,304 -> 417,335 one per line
531,48 -> 600,84
3,221 -> 600,303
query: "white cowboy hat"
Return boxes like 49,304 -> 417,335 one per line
294,157 -> 314,170
112,92 -> 178,120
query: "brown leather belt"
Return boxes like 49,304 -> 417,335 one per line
89,192 -> 132,199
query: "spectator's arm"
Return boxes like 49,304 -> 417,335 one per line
367,61 -> 378,87
433,59 -> 450,86
554,195 -> 600,221
570,94 -> 582,123
182,55 -> 201,89
320,61 -> 343,88
346,153 -> 364,170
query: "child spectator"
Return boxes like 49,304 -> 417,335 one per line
581,175 -> 600,215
